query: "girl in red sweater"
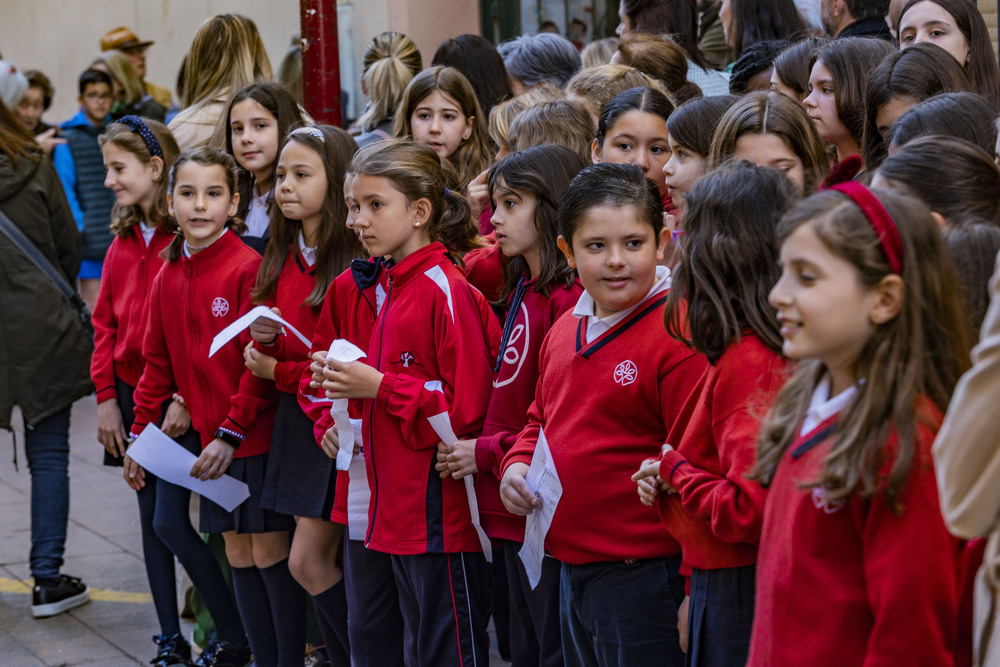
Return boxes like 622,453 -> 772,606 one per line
744,184 -> 969,666
440,143 -> 587,667
243,125 -> 364,666
318,139 -> 500,665
94,117 -> 200,667
633,161 -> 799,666
500,162 -> 706,667
129,147 -> 281,667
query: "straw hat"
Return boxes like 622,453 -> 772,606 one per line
100,27 -> 154,52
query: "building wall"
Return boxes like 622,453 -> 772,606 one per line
0,0 -> 477,126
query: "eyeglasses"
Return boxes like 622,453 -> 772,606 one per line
84,92 -> 113,101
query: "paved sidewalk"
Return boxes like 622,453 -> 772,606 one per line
0,398 -> 509,666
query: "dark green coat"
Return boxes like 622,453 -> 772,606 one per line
0,151 -> 93,428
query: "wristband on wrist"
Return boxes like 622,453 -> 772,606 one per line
214,427 -> 244,449
171,392 -> 185,406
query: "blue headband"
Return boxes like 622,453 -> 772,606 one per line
112,115 -> 163,160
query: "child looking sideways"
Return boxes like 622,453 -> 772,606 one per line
500,163 -> 706,666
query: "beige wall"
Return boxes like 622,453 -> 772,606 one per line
0,0 -> 478,125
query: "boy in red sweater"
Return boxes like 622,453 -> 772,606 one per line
500,163 -> 705,666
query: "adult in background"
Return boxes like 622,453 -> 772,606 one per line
0,100 -> 93,619
498,33 -> 581,94
99,26 -> 172,110
821,0 -> 893,40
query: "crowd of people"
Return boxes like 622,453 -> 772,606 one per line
3,0 -> 1000,665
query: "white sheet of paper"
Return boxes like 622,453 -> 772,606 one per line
326,340 -> 367,471
345,424 -> 370,541
519,427 -> 562,589
427,411 -> 493,563
127,424 -> 250,512
208,305 -> 312,357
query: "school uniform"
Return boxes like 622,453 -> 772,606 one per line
362,241 -> 501,666
503,267 -> 707,666
478,274 -> 582,667
131,229 -> 283,534
747,383 -> 962,666
258,238 -> 336,518
297,257 -> 405,667
656,334 -> 786,667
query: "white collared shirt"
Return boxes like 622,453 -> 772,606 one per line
799,375 -> 859,436
244,191 -> 270,238
138,221 -> 155,247
572,266 -> 671,344
183,228 -> 228,258
299,231 -> 316,267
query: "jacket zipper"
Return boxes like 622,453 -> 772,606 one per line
364,275 -> 392,547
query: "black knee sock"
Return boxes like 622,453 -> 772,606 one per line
231,565 -> 278,667
258,559 -> 306,667
136,478 -> 181,637
312,580 -> 350,666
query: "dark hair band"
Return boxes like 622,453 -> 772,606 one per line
112,114 -> 163,159
831,182 -> 903,274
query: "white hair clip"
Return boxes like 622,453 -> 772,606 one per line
291,126 -> 325,142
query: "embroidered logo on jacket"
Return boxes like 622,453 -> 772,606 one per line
400,351 -> 414,367
613,360 -> 638,386
211,297 -> 230,317
811,487 -> 845,514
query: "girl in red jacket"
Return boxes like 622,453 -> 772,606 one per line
743,184 -> 969,666
633,161 -> 800,666
94,117 -> 201,667
318,138 -> 501,666
129,147 -> 283,667
500,162 -> 706,667
243,125 -> 364,666
439,143 -> 587,667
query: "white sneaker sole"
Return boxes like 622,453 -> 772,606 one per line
31,587 -> 90,618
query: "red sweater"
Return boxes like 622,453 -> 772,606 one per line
463,239 -> 503,305
298,259 -> 384,526
503,286 -> 707,564
476,275 -> 583,542
362,242 -> 501,555
256,245 -> 321,395
657,335 -> 786,570
91,228 -> 172,400
747,402 -> 961,667
132,231 -> 277,456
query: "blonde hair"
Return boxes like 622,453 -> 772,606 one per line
508,100 -> 596,163
104,52 -> 145,105
99,119 -> 180,237
181,14 -> 272,109
393,66 -> 491,189
566,64 -> 666,120
488,83 -> 563,153
581,37 -> 618,68
358,32 -> 422,132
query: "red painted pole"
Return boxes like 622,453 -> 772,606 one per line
300,0 -> 342,126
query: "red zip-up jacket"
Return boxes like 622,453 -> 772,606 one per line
362,242 -> 501,555
476,275 -> 582,542
298,259 -> 384,526
502,283 -> 707,564
656,334 -> 786,570
132,231 -> 277,456
747,400 -> 961,666
91,228 -> 172,401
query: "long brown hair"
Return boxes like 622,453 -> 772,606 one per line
252,126 -> 364,310
100,119 -> 180,237
752,188 -> 970,510
0,99 -> 38,160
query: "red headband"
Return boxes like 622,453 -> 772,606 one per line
830,182 -> 903,275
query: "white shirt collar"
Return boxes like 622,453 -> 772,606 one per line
138,221 -> 155,246
799,375 -> 859,436
183,228 -> 227,258
299,231 -> 316,267
573,266 -> 671,344
244,191 -> 271,238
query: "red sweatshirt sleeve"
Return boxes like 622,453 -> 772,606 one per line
377,279 -> 499,450
274,359 -> 310,395
90,239 -> 120,403
861,443 -> 960,666
131,272 -> 173,435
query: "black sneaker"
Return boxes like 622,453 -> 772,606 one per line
152,633 -> 193,666
193,639 -> 251,667
31,574 -> 90,618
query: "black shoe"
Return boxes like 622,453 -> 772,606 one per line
193,639 -> 251,667
152,633 -> 193,666
31,574 -> 90,618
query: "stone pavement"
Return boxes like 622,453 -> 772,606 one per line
0,398 -> 509,666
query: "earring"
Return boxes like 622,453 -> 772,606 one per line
414,221 -> 422,228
